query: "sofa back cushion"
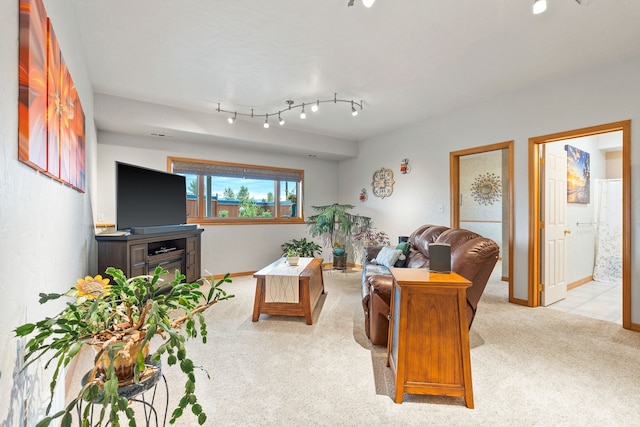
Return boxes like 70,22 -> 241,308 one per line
410,225 -> 449,258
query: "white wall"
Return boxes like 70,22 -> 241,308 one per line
340,56 -> 640,322
0,1 -> 97,425
97,131 -> 339,275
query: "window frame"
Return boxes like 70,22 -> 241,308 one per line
168,156 -> 305,225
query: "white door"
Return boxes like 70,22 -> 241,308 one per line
541,143 -> 568,306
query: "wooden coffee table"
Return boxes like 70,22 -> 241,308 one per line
252,257 -> 325,325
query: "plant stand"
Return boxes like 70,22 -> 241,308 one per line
77,360 -> 169,426
333,253 -> 347,271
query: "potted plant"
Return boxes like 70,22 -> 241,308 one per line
280,238 -> 322,258
354,227 -> 390,247
14,266 -> 233,427
307,203 -> 371,256
285,248 -> 300,266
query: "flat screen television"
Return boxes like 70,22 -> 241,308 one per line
116,162 -> 189,233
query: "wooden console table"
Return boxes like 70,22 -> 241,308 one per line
387,268 -> 474,408
252,258 -> 324,325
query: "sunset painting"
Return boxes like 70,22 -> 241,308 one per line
565,145 -> 590,204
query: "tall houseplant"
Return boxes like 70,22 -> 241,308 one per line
307,203 -> 371,255
14,266 -> 233,427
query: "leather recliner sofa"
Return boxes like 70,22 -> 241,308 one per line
361,224 -> 500,346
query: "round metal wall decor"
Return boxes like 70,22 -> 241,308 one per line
470,172 -> 502,205
372,167 -> 394,198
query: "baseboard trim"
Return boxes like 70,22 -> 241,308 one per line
567,276 -> 593,290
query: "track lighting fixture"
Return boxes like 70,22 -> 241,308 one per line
534,0 -> 589,15
347,0 -> 375,7
216,93 -> 363,129
533,0 -> 547,14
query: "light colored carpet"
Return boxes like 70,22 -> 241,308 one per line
68,267 -> 640,426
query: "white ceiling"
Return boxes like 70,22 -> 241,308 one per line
70,0 -> 640,156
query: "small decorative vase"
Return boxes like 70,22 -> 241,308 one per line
333,247 -> 345,256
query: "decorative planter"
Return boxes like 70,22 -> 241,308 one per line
333,247 -> 345,256
93,337 -> 150,383
287,256 -> 300,266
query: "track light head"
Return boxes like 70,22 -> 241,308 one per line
351,101 -> 358,117
278,113 -> 285,125
311,100 -> 319,113
533,0 -> 547,14
362,0 -> 375,7
264,114 -> 269,128
300,103 -> 307,119
227,112 -> 236,124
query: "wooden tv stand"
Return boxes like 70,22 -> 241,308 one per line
95,228 -> 203,284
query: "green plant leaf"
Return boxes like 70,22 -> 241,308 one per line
14,323 -> 36,336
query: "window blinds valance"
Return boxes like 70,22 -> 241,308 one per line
172,160 -> 302,182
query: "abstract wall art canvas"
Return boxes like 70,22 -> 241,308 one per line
18,0 -> 86,192
565,144 -> 590,204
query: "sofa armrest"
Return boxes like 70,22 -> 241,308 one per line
368,274 -> 394,300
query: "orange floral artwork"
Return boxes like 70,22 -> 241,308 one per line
18,0 -> 48,171
18,0 -> 86,192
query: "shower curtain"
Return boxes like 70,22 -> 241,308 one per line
592,179 -> 622,283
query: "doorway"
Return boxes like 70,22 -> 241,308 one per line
450,141 -> 514,302
528,121 -> 631,329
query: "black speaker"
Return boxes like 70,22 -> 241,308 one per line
429,243 -> 451,273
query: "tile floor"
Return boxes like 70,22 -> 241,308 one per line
545,280 -> 622,324
486,262 -> 622,324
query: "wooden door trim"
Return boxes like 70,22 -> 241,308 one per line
528,120 -> 634,330
450,141 -> 515,303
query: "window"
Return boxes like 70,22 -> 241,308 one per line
169,157 -> 304,225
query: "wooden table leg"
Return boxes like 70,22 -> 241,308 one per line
252,278 -> 264,322
300,278 -> 312,325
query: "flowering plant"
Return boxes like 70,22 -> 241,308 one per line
14,266 -> 233,427
354,228 -> 390,246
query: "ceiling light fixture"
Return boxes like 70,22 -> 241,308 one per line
216,93 -> 363,128
534,0 -> 589,15
348,0 -> 375,7
533,0 -> 547,14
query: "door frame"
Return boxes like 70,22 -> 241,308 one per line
450,141 -> 515,302
528,120 -> 632,330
